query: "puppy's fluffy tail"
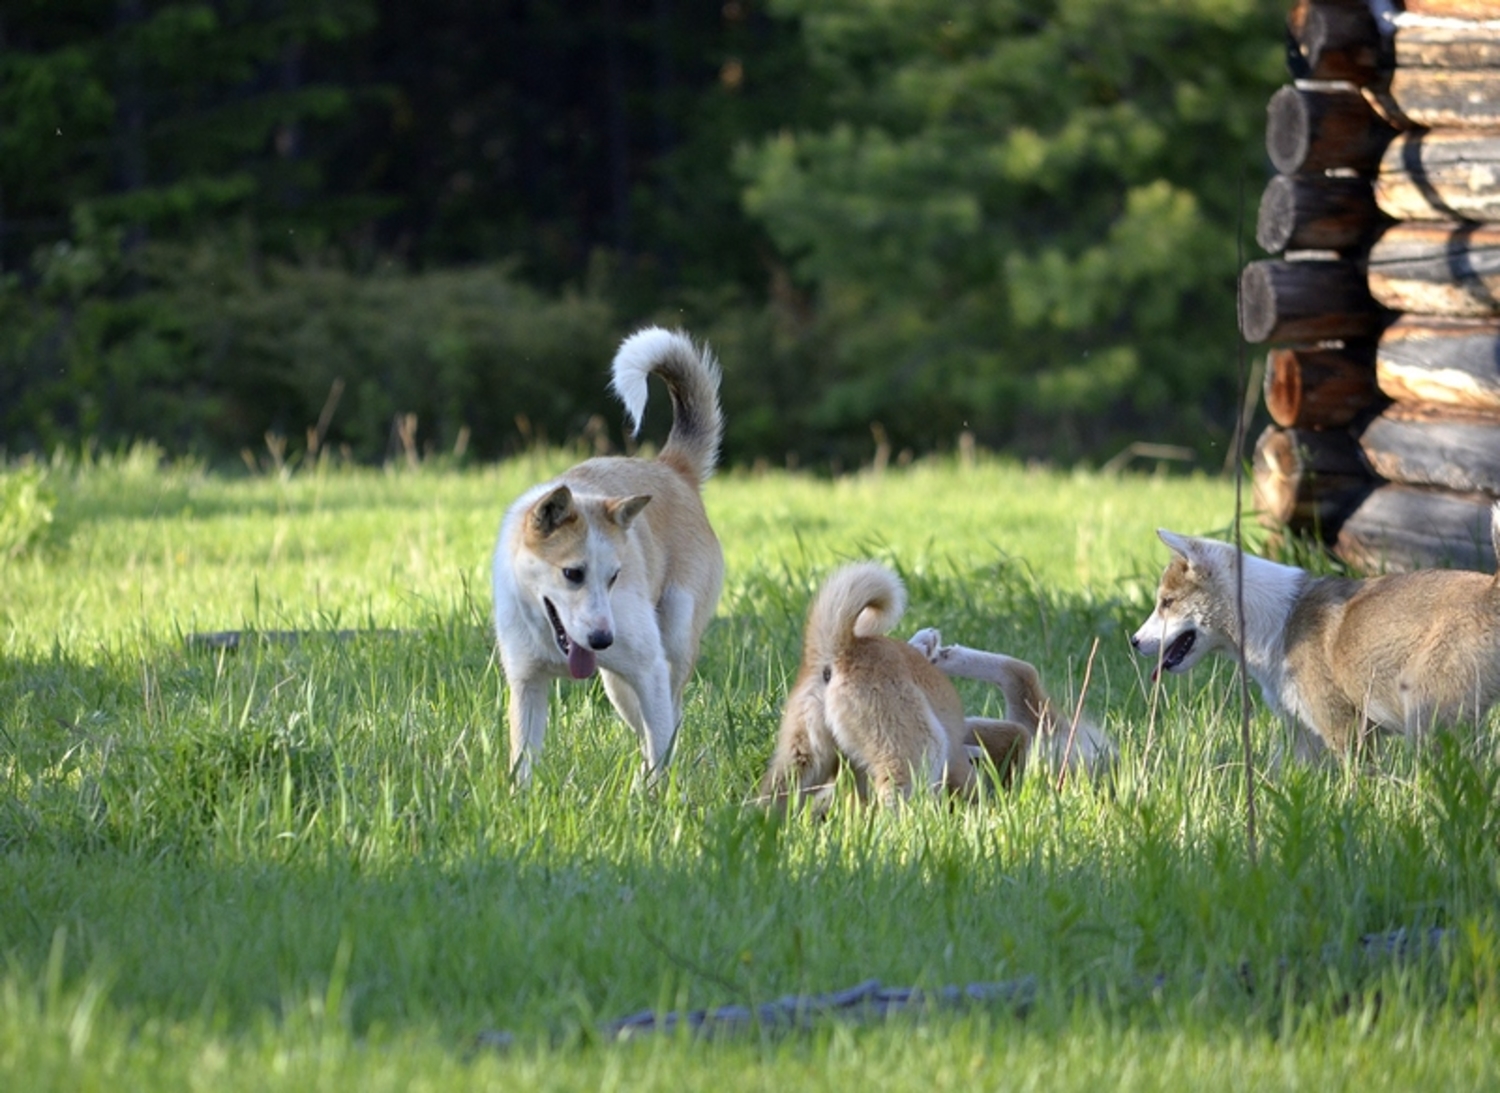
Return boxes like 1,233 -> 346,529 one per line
804,562 -> 907,665
610,327 -> 724,487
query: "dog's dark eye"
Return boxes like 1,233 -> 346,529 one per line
562,566 -> 585,585
608,569 -> 620,588
1159,596 -> 1174,610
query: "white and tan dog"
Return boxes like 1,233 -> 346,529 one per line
492,327 -> 724,786
759,562 -> 1108,808
1130,510 -> 1500,759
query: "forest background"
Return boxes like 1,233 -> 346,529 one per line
1,0 -> 1286,471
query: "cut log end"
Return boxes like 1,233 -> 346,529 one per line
1251,424 -> 1374,533
1267,86 -> 1312,177
1240,259 -> 1386,345
1240,263 -> 1278,345
1265,84 -> 1393,175
1256,174 -> 1383,255
1297,4 -> 1387,85
1265,344 -> 1380,428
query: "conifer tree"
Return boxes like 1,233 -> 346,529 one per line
739,0 -> 1285,460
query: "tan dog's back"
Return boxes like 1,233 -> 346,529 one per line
1290,567 -> 1500,748
826,634 -> 972,800
561,456 -> 723,631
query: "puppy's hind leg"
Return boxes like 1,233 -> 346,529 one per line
916,635 -> 1116,780
964,717 -> 1031,790
760,676 -> 839,800
915,638 -> 1051,730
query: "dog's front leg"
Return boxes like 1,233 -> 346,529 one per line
910,630 -> 1019,689
655,583 -> 700,724
507,672 -> 551,788
908,627 -> 944,662
601,663 -> 678,780
1286,717 -> 1330,766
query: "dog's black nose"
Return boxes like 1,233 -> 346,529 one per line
1129,634 -> 1139,649
588,630 -> 613,650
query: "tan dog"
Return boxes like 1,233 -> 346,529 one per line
1130,508 -> 1500,759
492,327 -> 724,786
908,628 -> 1116,781
759,562 -> 1031,808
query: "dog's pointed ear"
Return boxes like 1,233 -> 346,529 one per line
530,485 -> 577,537
1158,529 -> 1230,576
606,494 -> 651,529
1157,529 -> 1195,560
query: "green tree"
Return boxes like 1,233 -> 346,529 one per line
0,0 -> 377,270
738,0 -> 1286,462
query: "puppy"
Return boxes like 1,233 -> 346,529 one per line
492,327 -> 724,786
1130,508 -> 1500,759
908,628 -> 1117,781
759,562 -> 1029,808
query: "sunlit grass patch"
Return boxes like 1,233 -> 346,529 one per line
2,451 -> 1498,1088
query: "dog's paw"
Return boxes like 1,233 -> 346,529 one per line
908,627 -> 943,661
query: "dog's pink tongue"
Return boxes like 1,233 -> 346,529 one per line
568,642 -> 598,679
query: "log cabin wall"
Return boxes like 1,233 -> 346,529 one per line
1244,0 -> 1500,571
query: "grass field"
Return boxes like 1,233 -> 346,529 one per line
2,448 -> 1499,1090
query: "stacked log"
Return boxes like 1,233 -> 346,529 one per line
1244,0 -> 1500,571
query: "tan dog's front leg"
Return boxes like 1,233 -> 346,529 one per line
601,665 -> 678,781
506,672 -> 551,787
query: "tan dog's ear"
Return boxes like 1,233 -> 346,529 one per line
606,494 -> 652,529
531,485 -> 577,537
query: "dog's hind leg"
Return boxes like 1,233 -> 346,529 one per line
964,717 -> 1031,789
911,637 -> 1051,731
1286,718 -> 1331,766
834,699 -> 953,806
912,632 -> 1116,780
760,675 -> 840,808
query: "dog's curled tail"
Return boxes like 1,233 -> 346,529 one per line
804,562 -> 907,665
610,326 -> 724,487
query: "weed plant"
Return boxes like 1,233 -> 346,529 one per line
1,449 -> 1497,1089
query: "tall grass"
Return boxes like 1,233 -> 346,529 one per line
1,450 -> 1497,1089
